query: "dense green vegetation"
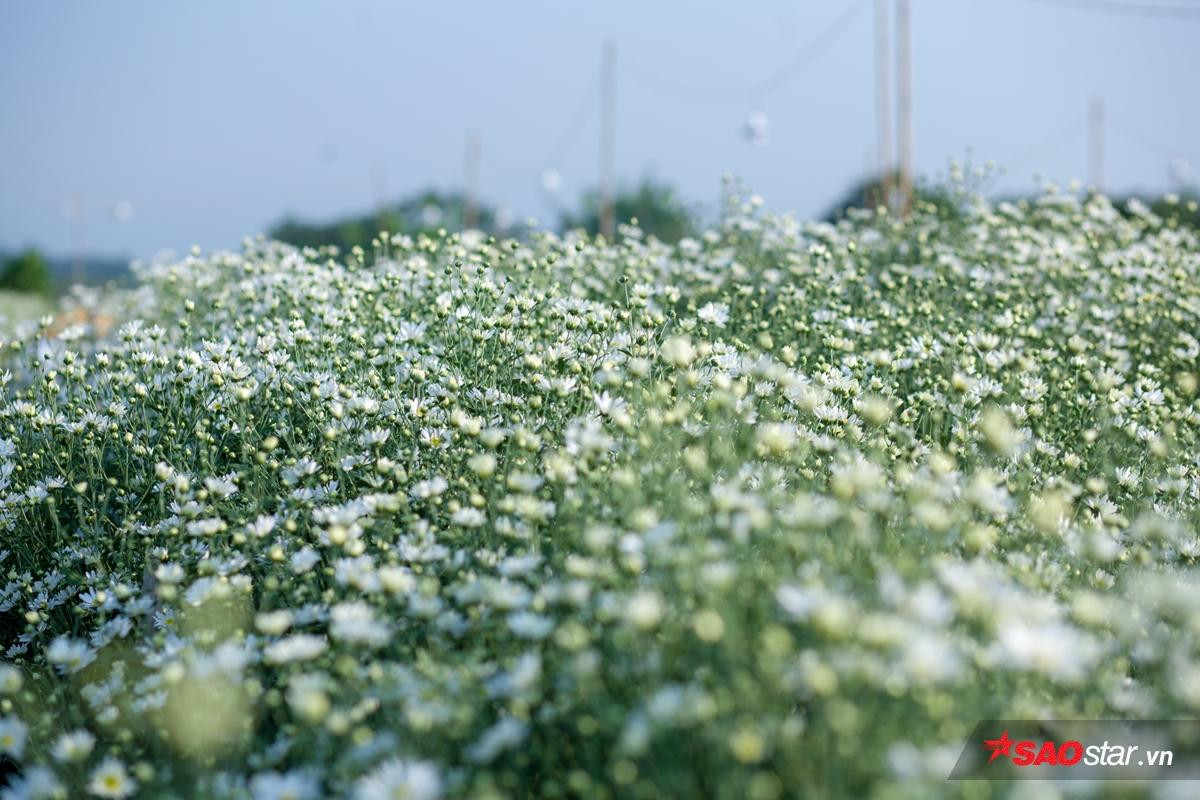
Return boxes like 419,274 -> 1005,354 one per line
0,183 -> 1198,797
558,179 -> 695,243
270,190 -> 502,254
0,250 -> 53,298
269,179 -> 697,254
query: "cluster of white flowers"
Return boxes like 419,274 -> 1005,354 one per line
0,182 -> 1198,797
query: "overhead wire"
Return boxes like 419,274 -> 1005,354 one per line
621,0 -> 872,105
544,76 -> 601,168
1002,113 -> 1090,179
1106,109 -> 1200,164
1024,0 -> 1200,19
516,2 -> 1196,215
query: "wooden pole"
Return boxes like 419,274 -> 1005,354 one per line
895,0 -> 913,216
875,0 -> 894,212
1089,97 -> 1105,191
600,40 -> 617,239
69,192 -> 86,284
464,131 -> 481,230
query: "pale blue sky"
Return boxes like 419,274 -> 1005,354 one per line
1,0 -> 1197,257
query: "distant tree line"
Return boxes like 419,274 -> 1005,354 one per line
271,190 -> 499,251
269,179 -> 697,252
5,177 -> 1194,301
824,171 -> 1200,231
277,175 -> 1200,258
0,251 -> 133,297
0,250 -> 53,297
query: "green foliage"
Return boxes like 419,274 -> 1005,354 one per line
1113,190 -> 1200,232
270,190 -> 501,253
0,249 -> 53,297
828,169 -> 1200,236
560,178 -> 696,243
1,185 -> 1200,797
822,170 -> 972,223
272,179 -> 697,255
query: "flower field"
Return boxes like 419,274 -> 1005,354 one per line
1,185 -> 1199,799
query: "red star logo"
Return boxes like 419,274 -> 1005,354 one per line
983,730 -> 1013,763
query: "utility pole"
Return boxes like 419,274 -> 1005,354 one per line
370,161 -> 388,228
875,0 -> 893,212
67,192 -> 86,285
599,39 -> 617,240
895,0 -> 913,217
1089,97 -> 1105,191
464,131 -> 481,230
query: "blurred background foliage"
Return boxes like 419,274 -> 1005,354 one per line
268,178 -> 697,252
0,249 -> 53,297
3,176 -> 1196,326
558,178 -> 696,243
